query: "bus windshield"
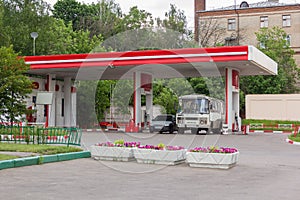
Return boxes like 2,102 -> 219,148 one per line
178,98 -> 209,114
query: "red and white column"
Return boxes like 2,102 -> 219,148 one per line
133,72 -> 153,132
47,74 -> 56,127
225,68 -> 241,132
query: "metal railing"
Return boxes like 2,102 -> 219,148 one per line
0,125 -> 82,146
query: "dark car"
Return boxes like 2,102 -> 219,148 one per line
149,114 -> 178,134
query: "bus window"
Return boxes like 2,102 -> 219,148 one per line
198,99 -> 209,114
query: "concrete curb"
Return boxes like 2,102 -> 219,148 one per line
285,138 -> 300,145
0,151 -> 91,170
249,130 -> 293,134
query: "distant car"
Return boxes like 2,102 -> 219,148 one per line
149,114 -> 178,134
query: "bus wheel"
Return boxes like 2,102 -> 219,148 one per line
178,128 -> 184,134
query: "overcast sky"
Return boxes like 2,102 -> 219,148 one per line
46,0 -> 300,29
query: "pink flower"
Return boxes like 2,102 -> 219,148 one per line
189,146 -> 238,154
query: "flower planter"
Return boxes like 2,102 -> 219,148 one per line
133,148 -> 186,165
90,145 -> 135,162
186,151 -> 239,169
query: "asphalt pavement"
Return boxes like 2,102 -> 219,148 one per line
1,132 -> 300,200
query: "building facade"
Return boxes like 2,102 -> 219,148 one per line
25,76 -> 77,127
194,0 -> 300,67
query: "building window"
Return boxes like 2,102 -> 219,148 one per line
228,19 -> 236,31
282,15 -> 291,27
285,35 -> 291,47
260,16 -> 268,28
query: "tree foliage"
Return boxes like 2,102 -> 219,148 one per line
0,46 -> 32,123
53,0 -> 124,40
1,0 -> 52,55
78,0 -> 123,39
198,17 -> 226,47
0,0 -> 198,126
241,26 -> 298,94
239,26 -> 299,115
122,6 -> 153,30
52,0 -> 84,28
156,4 -> 188,34
45,20 -> 104,55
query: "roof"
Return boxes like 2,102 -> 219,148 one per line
204,1 -> 299,12
24,45 -> 277,80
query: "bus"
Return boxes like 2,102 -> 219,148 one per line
176,94 -> 225,134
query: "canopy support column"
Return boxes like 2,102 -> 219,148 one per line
47,74 -> 56,127
225,68 -> 241,132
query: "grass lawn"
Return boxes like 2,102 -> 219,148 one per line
0,154 -> 19,161
0,143 -> 82,156
242,119 -> 300,126
288,134 -> 300,142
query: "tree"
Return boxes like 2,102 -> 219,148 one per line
152,80 -> 178,115
157,4 -> 188,34
0,1 -> 9,47
45,20 -> 104,55
239,26 -> 299,115
77,0 -> 123,39
0,46 -> 32,124
53,0 -> 124,39
155,4 -> 194,48
121,6 -> 153,30
52,0 -> 84,29
95,80 -> 116,123
188,77 -> 225,100
198,17 -> 226,47
1,0 -> 52,55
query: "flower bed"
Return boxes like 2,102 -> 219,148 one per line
90,140 -> 239,168
186,146 -> 239,169
90,140 -> 139,162
133,144 -> 186,165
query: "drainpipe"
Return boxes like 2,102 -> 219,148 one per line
234,0 -> 240,45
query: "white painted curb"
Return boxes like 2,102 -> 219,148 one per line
285,138 -> 300,145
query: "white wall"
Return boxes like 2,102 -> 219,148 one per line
28,77 -> 66,126
246,94 -> 300,121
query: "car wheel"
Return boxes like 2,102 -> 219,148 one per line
169,124 -> 174,134
149,127 -> 154,133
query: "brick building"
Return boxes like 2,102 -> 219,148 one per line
194,0 -> 300,67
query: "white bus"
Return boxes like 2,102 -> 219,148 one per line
176,94 -> 225,134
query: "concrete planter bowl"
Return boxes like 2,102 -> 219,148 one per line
186,151 -> 239,169
133,148 -> 186,165
90,146 -> 135,162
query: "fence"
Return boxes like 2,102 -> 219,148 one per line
0,125 -> 82,146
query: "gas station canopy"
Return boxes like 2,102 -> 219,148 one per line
24,45 -> 277,131
25,45 -> 277,80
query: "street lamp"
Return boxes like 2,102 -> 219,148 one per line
30,32 -> 38,56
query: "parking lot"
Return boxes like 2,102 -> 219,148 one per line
1,132 -> 300,200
